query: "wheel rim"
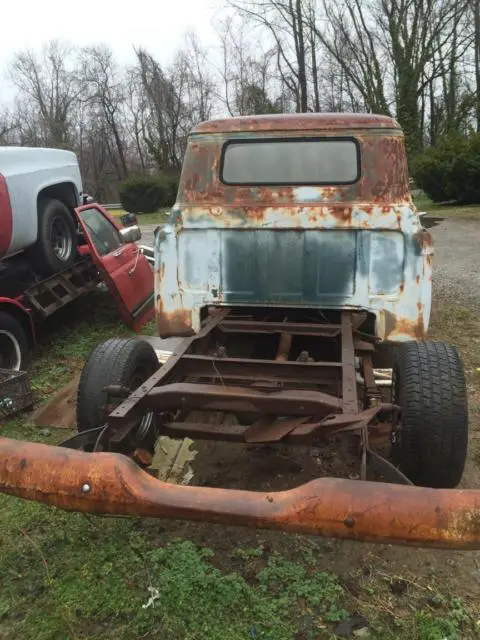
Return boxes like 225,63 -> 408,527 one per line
50,215 -> 73,261
0,330 -> 22,370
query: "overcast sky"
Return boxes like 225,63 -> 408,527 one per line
1,0 -> 221,102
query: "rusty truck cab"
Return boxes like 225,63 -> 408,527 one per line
155,113 -> 432,342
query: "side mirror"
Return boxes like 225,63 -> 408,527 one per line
120,225 -> 142,244
120,212 -> 138,227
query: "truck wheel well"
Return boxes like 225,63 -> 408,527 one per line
37,183 -> 79,215
0,303 -> 34,349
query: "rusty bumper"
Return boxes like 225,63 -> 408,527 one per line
1,437 -> 480,549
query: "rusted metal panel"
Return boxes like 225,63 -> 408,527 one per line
1,437 -> 479,549
193,113 -> 401,134
155,224 -> 430,341
155,115 -> 430,341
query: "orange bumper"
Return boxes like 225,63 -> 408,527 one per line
1,437 -> 480,549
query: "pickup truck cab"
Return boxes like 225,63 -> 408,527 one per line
155,112 -> 432,342
0,147 -> 83,275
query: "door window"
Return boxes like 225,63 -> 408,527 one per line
77,208 -> 122,256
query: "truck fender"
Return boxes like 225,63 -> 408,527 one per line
0,298 -> 35,350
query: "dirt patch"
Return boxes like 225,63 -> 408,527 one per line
27,374 -> 80,430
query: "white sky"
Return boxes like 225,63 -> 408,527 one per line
0,0 -> 222,104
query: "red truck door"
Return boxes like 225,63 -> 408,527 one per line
74,204 -> 154,332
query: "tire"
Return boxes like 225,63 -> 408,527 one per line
392,340 -> 468,488
26,198 -> 77,275
0,312 -> 30,371
77,338 -> 160,452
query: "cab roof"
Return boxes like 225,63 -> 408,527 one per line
192,112 -> 401,134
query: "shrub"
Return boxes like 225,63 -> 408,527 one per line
119,172 -> 180,214
412,133 -> 480,204
119,175 -> 166,214
158,172 -> 180,206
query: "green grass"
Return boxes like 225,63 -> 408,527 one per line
1,289 -> 480,638
415,194 -> 480,220
0,498 -> 477,640
0,503 -> 350,640
108,208 -> 169,226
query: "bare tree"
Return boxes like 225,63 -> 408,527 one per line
80,45 -> 129,180
217,16 -> 288,115
228,0 -> 310,111
311,0 -> 472,153
8,40 -> 81,147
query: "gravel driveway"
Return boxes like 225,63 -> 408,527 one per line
139,224 -> 157,249
141,217 -> 480,307
428,217 -> 480,306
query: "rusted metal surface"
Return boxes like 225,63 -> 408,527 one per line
1,437 -> 479,549
161,406 -> 387,444
275,331 -> 292,361
193,113 -> 401,134
146,383 -> 342,415
244,416 -> 310,443
155,113 -> 430,341
219,320 -> 342,336
341,313 -> 358,413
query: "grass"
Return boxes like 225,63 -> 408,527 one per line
108,208 -> 169,226
415,194 -> 480,220
1,291 -> 480,638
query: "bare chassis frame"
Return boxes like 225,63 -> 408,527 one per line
1,308 -> 480,549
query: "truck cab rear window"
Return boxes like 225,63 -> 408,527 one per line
220,137 -> 360,185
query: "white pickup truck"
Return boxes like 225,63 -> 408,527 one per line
0,147 -> 83,275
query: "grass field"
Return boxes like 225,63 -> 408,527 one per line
415,194 -> 480,220
1,240 -> 480,638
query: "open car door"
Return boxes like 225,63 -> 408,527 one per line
74,203 -> 154,332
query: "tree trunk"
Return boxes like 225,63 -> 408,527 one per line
475,0 -> 480,132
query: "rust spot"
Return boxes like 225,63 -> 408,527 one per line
399,283 -> 405,294
331,207 -> 352,224
413,230 -> 434,250
156,297 -> 194,338
157,309 -> 194,339
384,310 -> 425,340
416,275 -> 420,285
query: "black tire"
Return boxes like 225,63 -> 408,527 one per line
0,312 -> 30,371
392,340 -> 468,488
77,338 -> 160,452
26,198 -> 77,275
